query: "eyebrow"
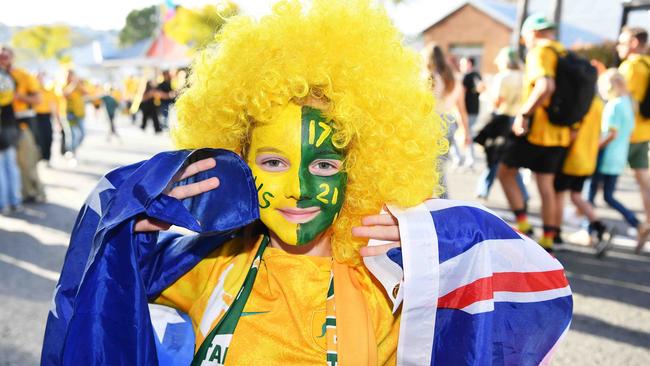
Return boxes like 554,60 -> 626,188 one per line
256,147 -> 284,154
314,147 -> 342,156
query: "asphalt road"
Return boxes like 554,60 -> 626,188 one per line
0,113 -> 648,365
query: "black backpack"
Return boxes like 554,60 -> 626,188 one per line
639,58 -> 650,119
544,47 -> 597,126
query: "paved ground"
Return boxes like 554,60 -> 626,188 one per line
0,113 -> 649,365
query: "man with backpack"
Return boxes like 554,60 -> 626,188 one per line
617,27 -> 650,253
499,14 -> 595,251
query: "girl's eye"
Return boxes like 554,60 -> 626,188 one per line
309,159 -> 341,176
256,156 -> 289,171
264,159 -> 283,168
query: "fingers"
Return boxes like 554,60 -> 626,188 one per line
175,158 -> 217,182
361,214 -> 398,226
352,224 -> 400,241
134,217 -> 172,232
353,212 -> 400,241
169,177 -> 220,200
359,242 -> 400,257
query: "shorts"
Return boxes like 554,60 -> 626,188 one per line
628,142 -> 649,169
501,135 -> 567,174
554,173 -> 587,192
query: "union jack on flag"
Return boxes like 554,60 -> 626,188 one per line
366,199 -> 572,365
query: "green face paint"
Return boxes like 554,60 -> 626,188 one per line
296,106 -> 347,244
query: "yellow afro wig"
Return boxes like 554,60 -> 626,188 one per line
173,0 -> 447,266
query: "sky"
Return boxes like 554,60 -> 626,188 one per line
1,0 -> 649,41
0,0 -> 277,30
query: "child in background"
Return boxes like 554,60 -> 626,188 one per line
100,85 -> 120,141
589,68 -> 649,255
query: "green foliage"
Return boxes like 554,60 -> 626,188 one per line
164,2 -> 239,50
119,5 -> 158,46
573,41 -> 618,68
11,25 -> 71,60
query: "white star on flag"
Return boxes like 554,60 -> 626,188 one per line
149,304 -> 187,343
85,177 -> 115,216
50,285 -> 61,319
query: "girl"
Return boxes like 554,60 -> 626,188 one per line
589,68 -> 650,253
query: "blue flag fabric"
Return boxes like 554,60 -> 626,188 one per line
43,150 -> 572,366
41,149 -> 259,366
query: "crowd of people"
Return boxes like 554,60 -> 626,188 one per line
426,15 -> 650,256
42,2 -> 574,364
1,13 -> 649,261
0,46 -> 183,214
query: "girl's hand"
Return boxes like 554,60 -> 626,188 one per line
134,157 -> 220,232
353,212 -> 401,257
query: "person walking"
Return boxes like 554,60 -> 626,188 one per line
63,70 -> 87,156
157,70 -> 176,129
100,85 -> 120,141
498,14 -> 570,251
460,56 -> 483,168
34,72 -> 60,163
616,26 -> 650,253
553,95 -> 611,250
1,46 -> 45,203
140,81 -> 162,134
0,62 -> 22,213
589,69 -> 650,253
423,43 -> 470,197
474,47 -> 528,202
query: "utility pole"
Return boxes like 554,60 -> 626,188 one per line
513,0 -> 529,59
550,0 -> 563,40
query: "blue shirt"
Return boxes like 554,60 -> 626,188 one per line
599,96 -> 635,175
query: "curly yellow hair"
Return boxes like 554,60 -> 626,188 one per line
173,0 -> 447,266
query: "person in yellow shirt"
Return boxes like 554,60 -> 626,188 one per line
63,70 -> 87,155
617,26 -> 650,253
498,14 -> 570,251
34,72 -> 61,163
552,97 -> 612,254
0,51 -> 22,213
123,75 -> 139,123
41,2 -> 575,364
129,1 -> 445,363
0,46 -> 45,203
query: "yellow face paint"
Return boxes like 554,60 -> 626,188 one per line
247,103 -> 347,246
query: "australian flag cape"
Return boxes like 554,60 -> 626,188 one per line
41,148 -> 573,366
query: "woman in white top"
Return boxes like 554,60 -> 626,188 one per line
423,43 -> 470,198
474,47 -> 529,201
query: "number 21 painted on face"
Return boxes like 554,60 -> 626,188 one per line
316,183 -> 339,205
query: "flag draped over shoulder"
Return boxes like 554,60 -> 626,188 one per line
42,149 -> 572,366
41,149 -> 260,366
366,200 -> 573,366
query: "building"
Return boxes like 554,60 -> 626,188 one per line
417,0 -> 603,74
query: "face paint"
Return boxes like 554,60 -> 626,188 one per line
247,103 -> 347,246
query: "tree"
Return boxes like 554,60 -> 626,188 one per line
120,5 -> 159,46
11,25 -> 71,60
164,2 -> 239,50
574,41 -> 618,69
